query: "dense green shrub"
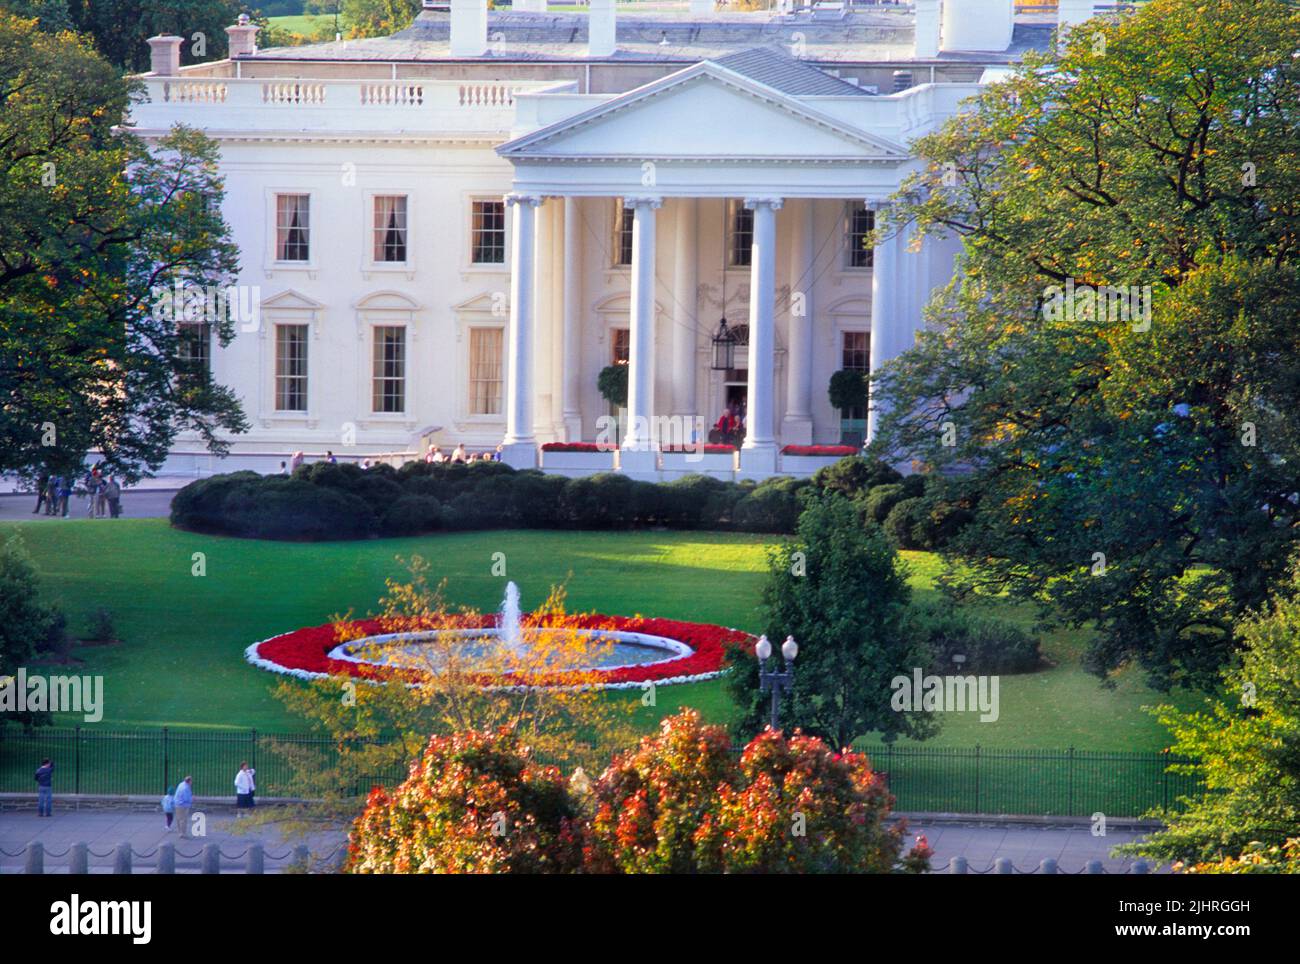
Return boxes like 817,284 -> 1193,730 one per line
511,471 -> 572,528
381,495 -> 443,537
864,483 -> 907,525
221,478 -> 376,540
883,496 -> 926,550
811,456 -> 902,496
910,600 -> 1043,674
732,477 -> 809,532
658,474 -> 727,527
562,473 -> 637,528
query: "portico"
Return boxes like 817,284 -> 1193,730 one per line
495,55 -> 917,477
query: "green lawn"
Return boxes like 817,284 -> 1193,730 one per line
2,518 -> 1201,750
267,14 -> 335,36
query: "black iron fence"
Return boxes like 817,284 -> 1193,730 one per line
1,726 -> 1203,818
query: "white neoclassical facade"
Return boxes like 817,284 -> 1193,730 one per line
129,1 -> 1105,479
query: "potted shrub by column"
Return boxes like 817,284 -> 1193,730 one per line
597,363 -> 628,446
828,368 -> 869,446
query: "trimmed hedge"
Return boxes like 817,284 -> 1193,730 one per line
170,462 -> 815,541
911,599 -> 1043,674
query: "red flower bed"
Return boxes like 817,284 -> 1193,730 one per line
246,614 -> 748,689
540,442 -> 616,453
780,444 -> 859,457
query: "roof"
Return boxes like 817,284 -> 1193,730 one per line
710,46 -> 871,97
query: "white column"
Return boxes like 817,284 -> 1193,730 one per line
671,198 -> 698,434
502,193 -> 541,467
621,197 -> 661,474
867,201 -> 900,445
783,198 -> 814,446
561,196 -> 583,441
740,197 -> 782,476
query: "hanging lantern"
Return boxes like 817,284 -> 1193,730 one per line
711,317 -> 737,371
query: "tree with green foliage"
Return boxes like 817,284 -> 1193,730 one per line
0,534 -> 59,728
727,491 -> 935,747
339,0 -> 419,39
1122,565 -> 1300,866
1,13 -> 248,482
870,0 -> 1300,690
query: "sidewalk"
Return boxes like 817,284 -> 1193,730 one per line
0,490 -> 178,522
0,807 -> 346,874
0,804 -> 1155,874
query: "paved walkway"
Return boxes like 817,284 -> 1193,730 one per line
0,807 -> 1156,874
0,490 -> 178,523
900,819 -> 1158,873
0,808 -> 346,874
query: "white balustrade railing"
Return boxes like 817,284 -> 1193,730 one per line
360,83 -> 425,106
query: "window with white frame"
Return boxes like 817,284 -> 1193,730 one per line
176,323 -> 211,389
845,202 -> 875,269
841,330 -> 870,420
468,327 -> 504,415
274,323 -> 309,411
613,200 -> 634,266
471,199 -> 506,265
275,194 -> 311,262
373,196 -> 408,263
372,326 -> 406,413
728,200 -> 754,268
610,327 -> 630,366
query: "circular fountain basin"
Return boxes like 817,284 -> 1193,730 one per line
327,628 -> 693,675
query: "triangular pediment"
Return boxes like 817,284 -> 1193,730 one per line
354,290 -> 422,311
499,62 -> 907,163
453,291 -> 508,314
262,288 -> 325,311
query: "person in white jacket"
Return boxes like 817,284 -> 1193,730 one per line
234,762 -> 257,811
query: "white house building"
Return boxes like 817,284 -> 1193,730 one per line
127,1 -> 1108,479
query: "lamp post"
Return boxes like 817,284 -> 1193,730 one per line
756,634 -> 798,732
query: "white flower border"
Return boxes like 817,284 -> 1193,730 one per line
244,622 -> 737,691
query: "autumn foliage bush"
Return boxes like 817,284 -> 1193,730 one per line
347,728 -> 583,874
348,710 -> 929,874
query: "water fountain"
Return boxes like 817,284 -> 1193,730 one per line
500,581 -> 522,652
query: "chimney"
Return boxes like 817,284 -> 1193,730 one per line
913,0 -> 940,59
226,14 -> 259,59
1058,0 -> 1096,29
450,0 -> 488,57
588,0 -> 616,58
146,35 -> 184,76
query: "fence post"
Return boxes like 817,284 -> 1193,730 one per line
252,728 -> 258,772
291,844 -> 311,873
1040,857 -> 1058,875
74,725 -> 81,796
950,856 -> 968,874
1133,859 -> 1150,875
202,843 -> 221,875
974,745 -> 981,813
70,842 -> 88,875
162,726 -> 169,793
1067,746 -> 1075,815
247,843 -> 264,874
995,857 -> 1014,874
1162,750 -> 1169,812
1086,859 -> 1104,874
24,842 -> 44,875
113,842 -> 132,875
157,843 -> 175,874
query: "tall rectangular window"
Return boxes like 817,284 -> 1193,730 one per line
275,194 -> 311,262
471,199 -> 506,264
841,330 -> 870,420
469,327 -> 504,415
611,327 -> 630,366
177,323 -> 211,389
729,200 -> 753,267
275,324 -> 309,411
845,202 -> 875,269
372,326 -> 406,413
614,201 -> 634,266
373,196 -> 408,263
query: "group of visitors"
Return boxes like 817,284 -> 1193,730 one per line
424,443 -> 504,464
35,759 -> 256,833
709,401 -> 748,446
31,466 -> 123,518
